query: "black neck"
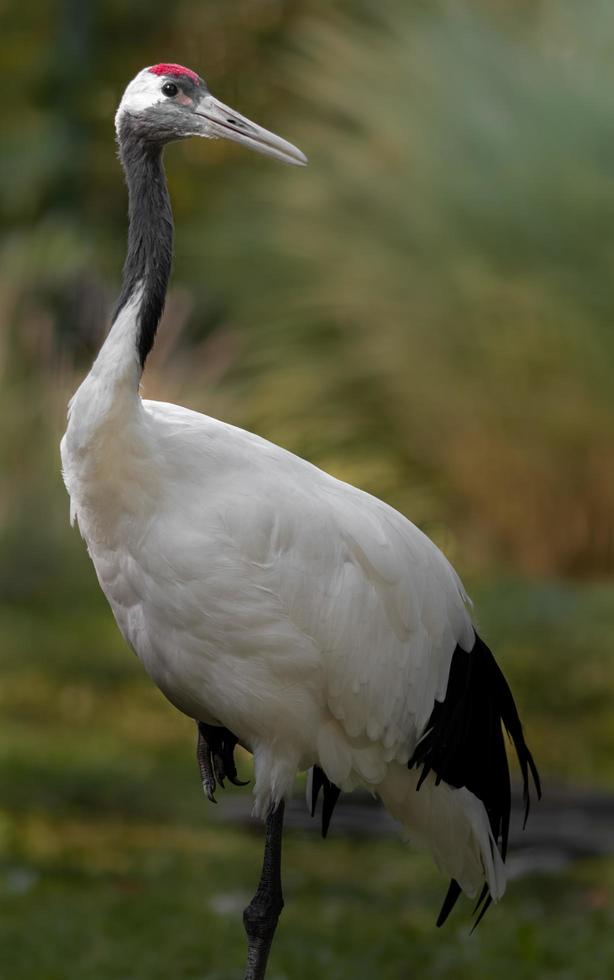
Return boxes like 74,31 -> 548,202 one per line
113,124 -> 174,369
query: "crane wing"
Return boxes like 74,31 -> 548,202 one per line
141,401 -> 474,784
270,476 -> 475,781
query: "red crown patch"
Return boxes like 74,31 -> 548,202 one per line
148,64 -> 201,85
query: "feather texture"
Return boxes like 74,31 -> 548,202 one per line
62,368 -> 533,904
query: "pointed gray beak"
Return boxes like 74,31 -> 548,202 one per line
194,93 -> 307,166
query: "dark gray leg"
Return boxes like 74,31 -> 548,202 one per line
243,801 -> 285,980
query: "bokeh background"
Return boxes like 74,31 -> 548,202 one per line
2,1 -> 614,977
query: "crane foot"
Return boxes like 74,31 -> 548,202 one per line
196,721 -> 248,803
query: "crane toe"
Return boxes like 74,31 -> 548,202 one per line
197,721 -> 249,803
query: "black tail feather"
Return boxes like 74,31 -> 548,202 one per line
408,631 -> 541,927
436,880 -> 462,927
310,765 -> 341,838
470,884 -> 492,933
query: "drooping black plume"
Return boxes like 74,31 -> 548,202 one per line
436,880 -> 462,928
408,631 -> 541,926
114,116 -> 174,368
310,765 -> 341,838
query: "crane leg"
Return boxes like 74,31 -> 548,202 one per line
243,800 -> 285,980
196,721 -> 248,803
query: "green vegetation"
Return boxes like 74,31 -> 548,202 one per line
2,818 -> 613,980
2,0 -> 614,977
1,582 -> 613,978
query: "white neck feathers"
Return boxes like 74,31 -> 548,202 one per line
65,285 -> 145,454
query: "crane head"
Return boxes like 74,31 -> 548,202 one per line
115,64 -> 307,166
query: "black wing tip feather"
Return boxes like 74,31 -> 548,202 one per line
310,765 -> 341,838
470,883 -> 492,932
436,880 -> 462,928
409,630 -> 541,928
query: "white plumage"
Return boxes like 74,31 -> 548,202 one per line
61,281 -> 503,902
61,67 -> 538,973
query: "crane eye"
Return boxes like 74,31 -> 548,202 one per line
161,82 -> 178,97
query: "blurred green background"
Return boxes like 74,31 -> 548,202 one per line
2,0 -> 614,977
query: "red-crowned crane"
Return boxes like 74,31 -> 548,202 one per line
61,64 -> 540,980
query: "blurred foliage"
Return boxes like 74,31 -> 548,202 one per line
199,0 -> 614,577
2,0 -> 614,588
2,814 -> 614,980
2,812 -> 613,979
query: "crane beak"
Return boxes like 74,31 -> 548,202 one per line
193,93 -> 307,166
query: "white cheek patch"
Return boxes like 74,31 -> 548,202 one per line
115,69 -> 165,131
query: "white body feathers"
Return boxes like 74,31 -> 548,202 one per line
61,287 -> 505,903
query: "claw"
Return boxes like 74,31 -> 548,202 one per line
213,751 -> 226,788
221,731 -> 249,786
204,781 -> 218,804
227,772 -> 249,787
